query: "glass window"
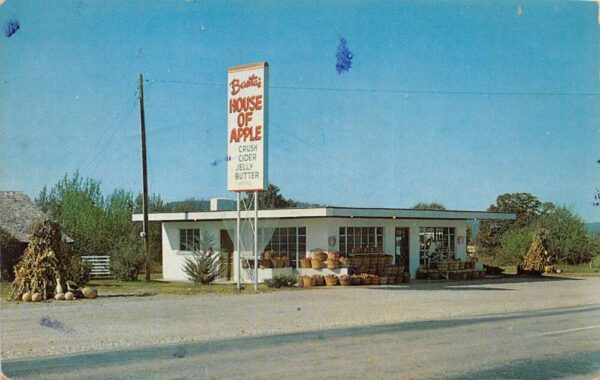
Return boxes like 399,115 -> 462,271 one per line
418,227 -> 456,265
179,228 -> 201,251
264,227 -> 306,268
338,226 -> 384,255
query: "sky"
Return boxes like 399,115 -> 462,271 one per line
0,0 -> 599,222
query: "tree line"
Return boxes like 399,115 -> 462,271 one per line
33,173 -> 599,280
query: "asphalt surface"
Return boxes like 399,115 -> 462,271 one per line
3,304 -> 599,379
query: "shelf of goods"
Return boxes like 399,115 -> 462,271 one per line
417,260 -> 486,280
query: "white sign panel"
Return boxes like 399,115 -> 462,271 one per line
227,62 -> 268,192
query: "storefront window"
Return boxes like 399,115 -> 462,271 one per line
418,227 -> 455,264
339,226 -> 384,255
179,228 -> 201,251
264,227 -> 306,268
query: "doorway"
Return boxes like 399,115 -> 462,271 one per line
219,230 -> 234,280
395,228 -> 409,269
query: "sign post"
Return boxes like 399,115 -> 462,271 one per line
227,62 -> 268,291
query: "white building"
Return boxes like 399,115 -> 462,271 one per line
133,202 -> 514,282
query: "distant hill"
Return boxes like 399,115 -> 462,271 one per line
166,199 -> 210,212
587,222 -> 600,235
164,199 -> 326,212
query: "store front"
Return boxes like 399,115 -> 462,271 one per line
133,206 -> 514,282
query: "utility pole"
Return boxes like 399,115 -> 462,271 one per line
139,74 -> 151,281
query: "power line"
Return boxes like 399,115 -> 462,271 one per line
148,78 -> 600,97
79,92 -> 139,174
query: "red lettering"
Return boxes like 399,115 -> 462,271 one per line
229,96 -> 264,114
230,75 -> 262,96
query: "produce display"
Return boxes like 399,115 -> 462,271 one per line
325,274 -> 338,286
260,251 -> 292,269
10,218 -> 98,303
417,259 -> 485,281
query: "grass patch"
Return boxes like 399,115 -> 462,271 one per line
87,274 -> 295,297
1,274 -> 297,303
1,281 -> 11,302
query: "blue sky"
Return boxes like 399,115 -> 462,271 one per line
1,0 -> 599,221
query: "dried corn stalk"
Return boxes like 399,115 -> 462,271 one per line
518,228 -> 553,275
9,218 -> 70,300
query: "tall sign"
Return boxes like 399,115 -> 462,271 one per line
227,62 -> 268,192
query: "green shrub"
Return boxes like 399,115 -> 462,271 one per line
591,255 -> 600,270
110,237 -> 144,281
67,255 -> 92,287
496,226 -> 534,266
182,231 -> 219,284
182,250 -> 219,284
264,275 -> 297,288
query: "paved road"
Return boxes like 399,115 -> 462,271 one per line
3,304 -> 599,379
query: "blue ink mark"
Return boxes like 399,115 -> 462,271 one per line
209,156 -> 233,167
335,38 -> 353,74
173,346 -> 187,358
40,316 -> 74,333
4,18 -> 20,38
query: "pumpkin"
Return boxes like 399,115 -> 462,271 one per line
82,287 -> 97,299
54,293 -> 65,300
22,292 -> 32,302
31,293 -> 42,302
64,292 -> 75,300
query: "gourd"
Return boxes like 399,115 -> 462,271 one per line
22,292 -> 32,302
82,287 -> 97,299
31,293 -> 42,302
64,292 -> 75,300
55,276 -> 64,295
54,293 -> 65,300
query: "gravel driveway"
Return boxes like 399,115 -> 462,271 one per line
1,276 -> 599,360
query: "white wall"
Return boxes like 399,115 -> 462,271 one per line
161,218 -> 469,281
162,221 -> 224,282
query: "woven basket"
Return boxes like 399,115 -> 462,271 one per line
327,251 -> 339,260
429,271 -> 441,280
339,276 -> 351,286
300,258 -> 311,268
371,276 -> 380,285
302,276 -> 315,288
360,277 -> 372,285
311,259 -> 323,269
313,276 -> 324,286
436,263 -> 449,271
313,251 -> 327,261
325,276 -> 338,286
339,257 -> 349,268
458,262 -> 466,270
263,250 -> 276,260
326,259 -> 339,269
351,277 -> 361,286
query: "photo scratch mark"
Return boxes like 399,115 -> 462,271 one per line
336,38 -> 353,74
4,17 -> 20,38
40,316 -> 74,334
210,155 -> 232,167
173,346 -> 187,358
517,5 -> 523,16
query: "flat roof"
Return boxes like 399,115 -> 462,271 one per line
132,206 -> 515,222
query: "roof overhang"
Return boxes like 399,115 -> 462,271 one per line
132,207 -> 515,223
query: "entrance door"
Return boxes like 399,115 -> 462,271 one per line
219,230 -> 234,280
395,228 -> 409,269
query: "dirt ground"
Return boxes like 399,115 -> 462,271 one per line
1,276 -> 599,360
